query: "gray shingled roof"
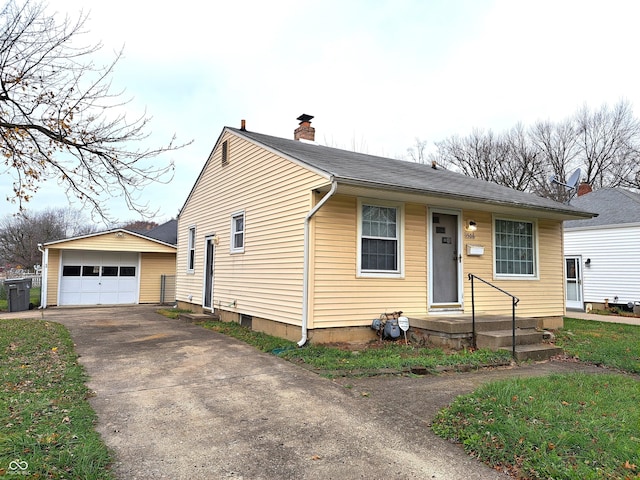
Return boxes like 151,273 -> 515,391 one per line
565,188 -> 640,228
230,128 -> 593,219
136,219 -> 178,245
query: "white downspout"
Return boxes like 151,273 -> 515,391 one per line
37,244 -> 47,309
298,179 -> 338,347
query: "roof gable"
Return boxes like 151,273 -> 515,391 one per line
565,188 -> 640,228
44,228 -> 177,252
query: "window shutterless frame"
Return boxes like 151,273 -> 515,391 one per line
356,198 -> 404,278
230,211 -> 245,253
493,216 -> 539,279
187,225 -> 196,272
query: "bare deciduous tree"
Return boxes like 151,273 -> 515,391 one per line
431,129 -> 515,186
502,123 -> 542,191
574,100 -> 640,189
0,207 -> 98,268
0,0 -> 188,220
425,99 -> 640,201
119,220 -> 159,232
529,118 -> 579,202
406,137 -> 428,164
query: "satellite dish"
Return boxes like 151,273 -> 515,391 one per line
550,168 -> 582,203
566,168 -> 581,190
550,168 -> 581,190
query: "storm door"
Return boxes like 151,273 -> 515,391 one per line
565,256 -> 583,310
430,210 -> 462,308
203,237 -> 215,310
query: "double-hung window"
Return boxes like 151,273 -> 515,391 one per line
494,218 -> 537,277
358,201 -> 402,276
231,211 -> 245,253
187,226 -> 196,272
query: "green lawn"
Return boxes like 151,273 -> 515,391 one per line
557,317 -> 640,374
0,319 -> 113,479
189,316 -> 513,375
432,318 -> 640,479
432,373 -> 639,479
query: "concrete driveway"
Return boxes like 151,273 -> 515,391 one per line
3,305 -> 605,479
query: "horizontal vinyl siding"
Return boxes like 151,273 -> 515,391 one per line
311,204 -> 566,328
176,132 -> 327,324
52,233 -> 175,253
462,213 -> 564,317
565,225 -> 640,304
46,249 -> 61,306
139,253 -> 177,303
310,197 -> 428,328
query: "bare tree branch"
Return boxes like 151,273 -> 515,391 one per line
0,0 -> 190,221
424,99 -> 640,200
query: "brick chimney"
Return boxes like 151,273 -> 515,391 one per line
294,114 -> 315,141
577,182 -> 592,196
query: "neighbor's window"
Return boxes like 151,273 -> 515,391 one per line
231,211 -> 245,253
494,218 -> 537,277
187,226 -> 196,272
359,201 -> 402,276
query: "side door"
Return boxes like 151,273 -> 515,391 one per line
203,237 -> 215,310
564,256 -> 583,310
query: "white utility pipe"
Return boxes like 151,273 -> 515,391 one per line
298,179 -> 337,347
37,243 -> 47,309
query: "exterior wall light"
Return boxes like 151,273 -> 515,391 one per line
465,220 -> 477,232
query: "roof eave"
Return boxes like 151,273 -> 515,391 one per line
331,177 -> 596,220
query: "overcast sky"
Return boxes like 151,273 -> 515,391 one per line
3,0 -> 640,225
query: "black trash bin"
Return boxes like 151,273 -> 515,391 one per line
3,278 -> 32,312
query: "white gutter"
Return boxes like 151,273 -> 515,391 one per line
298,179 -> 338,347
37,243 -> 47,309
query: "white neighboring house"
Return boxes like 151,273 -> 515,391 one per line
564,187 -> 640,311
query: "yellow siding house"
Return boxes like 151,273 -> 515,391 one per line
40,221 -> 176,307
177,116 -> 593,346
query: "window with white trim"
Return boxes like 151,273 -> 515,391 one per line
187,226 -> 196,272
231,211 -> 245,253
358,201 -> 402,276
494,218 -> 537,277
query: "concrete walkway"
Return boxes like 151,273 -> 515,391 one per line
0,306 -> 621,479
565,310 -> 640,326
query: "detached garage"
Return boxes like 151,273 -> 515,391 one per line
40,225 -> 176,307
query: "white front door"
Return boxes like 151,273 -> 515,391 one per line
565,256 -> 583,310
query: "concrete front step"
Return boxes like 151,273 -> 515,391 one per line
411,315 -> 538,335
476,329 -> 543,349
179,312 -> 220,323
499,344 -> 563,361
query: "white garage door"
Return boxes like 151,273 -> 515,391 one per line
59,251 -> 140,305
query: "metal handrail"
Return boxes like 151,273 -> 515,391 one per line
468,274 -> 520,359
